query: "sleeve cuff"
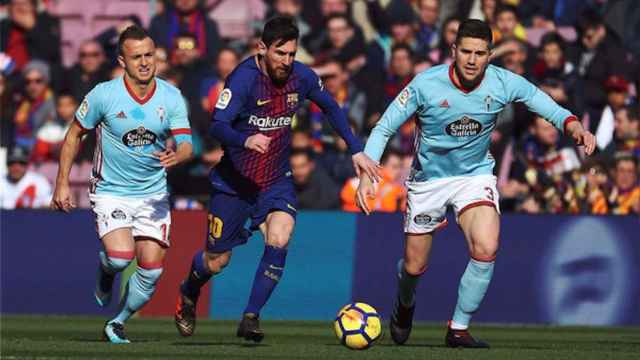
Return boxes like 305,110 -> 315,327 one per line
563,115 -> 579,134
74,117 -> 91,131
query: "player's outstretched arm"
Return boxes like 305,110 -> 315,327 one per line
505,70 -> 595,154
51,120 -> 86,212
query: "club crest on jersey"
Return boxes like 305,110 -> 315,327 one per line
157,106 -> 165,122
78,98 -> 89,119
446,116 -> 482,137
397,88 -> 411,107
122,126 -> 158,147
484,95 -> 493,112
111,209 -> 127,220
287,93 -> 299,108
414,213 -> 432,225
215,88 -> 232,109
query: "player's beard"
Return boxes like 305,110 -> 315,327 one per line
454,62 -> 485,90
266,61 -> 291,86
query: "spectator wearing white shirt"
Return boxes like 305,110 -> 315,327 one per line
0,147 -> 52,209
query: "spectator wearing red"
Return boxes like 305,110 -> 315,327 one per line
0,0 -> 61,70
32,93 -> 77,163
594,76 -> 632,150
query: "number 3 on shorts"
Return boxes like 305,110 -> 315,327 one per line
208,214 -> 223,241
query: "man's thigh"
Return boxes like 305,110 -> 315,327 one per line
206,190 -> 252,254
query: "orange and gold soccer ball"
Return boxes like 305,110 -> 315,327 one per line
333,302 -> 382,350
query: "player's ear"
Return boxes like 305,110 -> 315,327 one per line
117,55 -> 125,69
258,41 -> 267,56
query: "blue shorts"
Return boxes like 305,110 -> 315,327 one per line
206,178 -> 297,253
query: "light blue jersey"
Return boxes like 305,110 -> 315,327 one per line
365,64 -> 577,181
76,77 -> 192,197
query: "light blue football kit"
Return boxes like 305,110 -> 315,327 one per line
365,64 -> 576,180
76,76 -> 192,343
366,64 -> 578,331
76,77 -> 192,197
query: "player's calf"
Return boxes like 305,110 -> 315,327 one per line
111,263 -> 163,325
390,259 -> 422,345
175,250 -> 226,336
95,250 -> 134,307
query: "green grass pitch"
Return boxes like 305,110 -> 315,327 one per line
1,315 -> 639,359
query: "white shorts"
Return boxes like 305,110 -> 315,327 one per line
89,193 -> 171,247
404,175 -> 500,234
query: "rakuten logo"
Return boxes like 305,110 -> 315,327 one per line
248,115 -> 292,130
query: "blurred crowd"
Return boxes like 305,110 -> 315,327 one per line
0,0 -> 639,215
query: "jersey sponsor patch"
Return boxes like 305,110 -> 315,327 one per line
78,98 -> 89,119
445,116 -> 482,137
397,88 -> 411,107
122,126 -> 158,147
215,88 -> 232,109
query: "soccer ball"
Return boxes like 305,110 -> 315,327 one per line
334,302 -> 382,350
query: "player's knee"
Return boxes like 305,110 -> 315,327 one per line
470,245 -> 497,262
266,230 -> 290,249
101,250 -> 135,273
205,251 -> 231,274
404,258 -> 428,275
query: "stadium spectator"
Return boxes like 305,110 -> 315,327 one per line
569,9 -> 633,126
598,105 -> 640,162
0,146 -> 52,209
31,92 -> 77,163
201,47 -> 240,114
302,0 -> 354,55
313,13 -> 366,72
290,149 -> 340,209
607,153 -> 640,215
492,4 -> 527,43
416,0 -> 441,53
149,0 -> 221,62
318,123 -> 359,186
171,32 -> 214,141
594,76 -> 632,150
0,71 -> 17,151
579,161 -> 610,214
154,47 -> 171,79
341,148 -> 405,212
0,0 -> 61,70
291,128 -> 313,151
518,0 -> 588,28
427,16 -> 460,66
13,60 -> 56,150
308,60 -> 365,142
63,40 -> 110,102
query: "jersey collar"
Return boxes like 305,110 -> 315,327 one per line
123,76 -> 157,105
448,63 -> 485,94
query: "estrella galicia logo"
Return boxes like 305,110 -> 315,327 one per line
111,209 -> 126,220
122,126 -> 157,147
414,213 -> 432,225
445,116 -> 482,137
